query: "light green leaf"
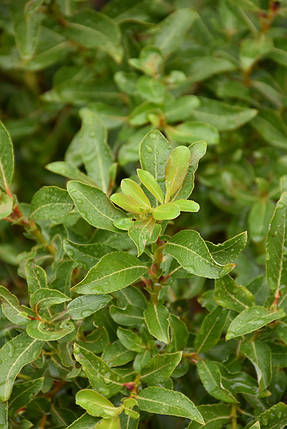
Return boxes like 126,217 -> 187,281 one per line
68,295 -> 112,320
140,352 -> 182,385
0,121 -> 14,190
121,179 -> 150,208
214,275 -> 255,313
26,320 -> 75,341
128,218 -> 161,256
187,403 -> 232,429
76,389 -> 122,418
73,344 -> 124,397
144,302 -> 170,343
140,130 -> 171,187
165,230 -> 235,279
0,192 -> 13,220
241,341 -> 272,391
30,288 -> 71,312
240,36 -> 273,71
166,121 -> 219,146
265,192 -> 287,293
136,386 -> 204,423
248,423 -> 261,429
111,193 -> 148,215
120,413 -> 139,429
152,202 -> 180,220
66,413 -> 99,429
190,97 -> 257,131
9,377 -> 43,415
31,186 -> 73,222
95,417 -> 121,429
206,231 -> 248,265
226,306 -> 285,340
195,307 -> 229,353
0,333 -> 42,401
63,11 -> 122,62
72,251 -> 147,295
137,169 -> 164,203
67,181 -> 123,232
174,199 -> 200,213
197,360 -> 237,404
10,0 -> 43,61
150,9 -> 198,57
165,146 -> 191,202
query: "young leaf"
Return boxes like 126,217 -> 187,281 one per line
226,306 -> 285,340
140,352 -> 182,385
206,231 -> 248,265
72,252 -> 147,295
265,192 -> 287,294
174,199 -> 200,213
76,389 -> 122,418
214,275 -> 255,312
152,202 -> 180,220
137,169 -> 164,203
194,307 -> 229,353
128,218 -> 161,256
0,192 -> 13,220
196,360 -> 237,404
0,333 -> 42,401
96,417 -> 121,429
121,178 -> 151,208
144,302 -> 170,343
31,186 -> 73,223
67,295 -> 112,320
165,146 -> 191,202
111,192 -> 148,215
165,230 -> 235,279
241,341 -> 272,391
0,121 -> 14,190
67,181 -> 123,232
73,344 -> 124,397
136,386 -> 204,423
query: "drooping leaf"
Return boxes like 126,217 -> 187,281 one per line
67,181 -> 124,232
144,302 -> 170,343
136,386 -> 204,423
165,230 -> 235,279
0,333 -> 42,401
226,306 -> 285,340
72,252 -> 147,295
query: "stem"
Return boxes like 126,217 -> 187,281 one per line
231,405 -> 237,429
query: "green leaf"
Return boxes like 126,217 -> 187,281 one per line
102,341 -> 135,367
152,202 -> 180,220
169,314 -> 189,352
174,199 -> 200,213
31,186 -> 73,223
144,302 -> 170,343
187,403 -> 232,429
214,275 -> 255,313
0,191 -> 13,220
76,389 -> 122,418
251,110 -> 287,149
0,401 -> 7,429
117,327 -> 145,352
197,360 -> 237,404
110,305 -> 144,327
165,230 -> 235,279
164,96 -> 200,123
140,130 -> 171,187
46,161 -> 95,185
175,141 -> 207,200
190,97 -> 257,131
121,179 -> 151,208
165,146 -> 191,202
194,307 -> 229,353
0,333 -> 42,401
136,76 -> 166,104
166,121 -> 219,145
136,386 -> 204,423
248,199 -> 274,243
120,413 -> 139,429
9,378 -> 43,415
63,11 -> 122,63
245,403 -> 287,429
25,262 -> 47,297
265,192 -> 287,293
72,251 -> 147,295
10,0 -> 43,61
67,181 -> 123,232
30,288 -> 71,312
240,36 -> 273,72
206,231 -> 248,265
248,422 -> 261,429
137,169 -> 164,204
67,295 -> 112,320
150,9 -> 198,57
0,121 -> 14,190
183,55 -> 236,85
26,320 -> 75,341
73,344 -> 124,397
140,352 -> 182,385
128,218 -> 161,256
64,240 -> 112,269
111,193 -> 148,215
66,413 -> 99,429
226,306 -> 285,340
96,417 -> 121,429
0,285 -> 31,325
241,341 -> 272,391
67,109 -> 113,192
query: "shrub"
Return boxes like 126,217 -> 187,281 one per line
0,1 -> 287,428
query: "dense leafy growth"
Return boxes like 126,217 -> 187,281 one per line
1,0 -> 287,428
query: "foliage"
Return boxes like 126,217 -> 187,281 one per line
0,0 -> 287,428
